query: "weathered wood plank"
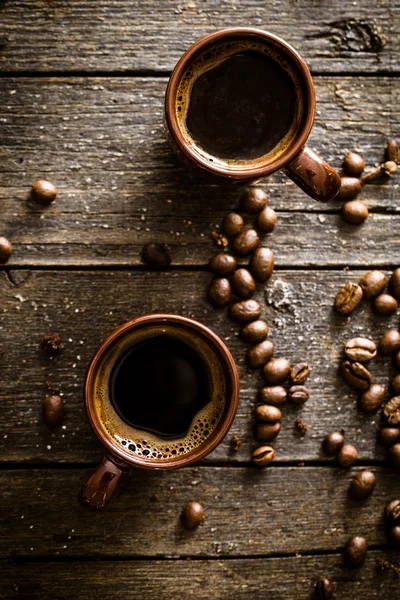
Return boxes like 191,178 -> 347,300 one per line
1,269 -> 399,464
3,552 -> 400,599
0,0 -> 396,73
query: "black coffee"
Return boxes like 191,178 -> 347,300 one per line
185,51 -> 297,161
110,335 -> 210,439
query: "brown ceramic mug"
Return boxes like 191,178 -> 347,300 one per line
165,27 -> 341,202
80,314 -> 239,509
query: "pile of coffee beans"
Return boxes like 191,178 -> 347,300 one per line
385,499 -> 400,548
335,269 -> 399,316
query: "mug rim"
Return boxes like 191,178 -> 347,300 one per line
165,27 -> 316,180
85,314 -> 240,470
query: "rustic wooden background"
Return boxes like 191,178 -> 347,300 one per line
1,1 -> 400,598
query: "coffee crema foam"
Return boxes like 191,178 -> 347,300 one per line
176,39 -> 303,169
92,324 -> 226,462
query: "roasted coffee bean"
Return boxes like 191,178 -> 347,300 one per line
337,177 -> 362,200
389,268 -> 400,301
394,351 -> 400,371
359,384 -> 385,413
258,386 -> 287,406
43,394 -> 64,427
232,228 -> 260,256
209,253 -> 237,276
241,187 -> 267,214
383,397 -> 400,425
208,278 -> 231,308
31,179 -> 57,204
246,340 -> 274,369
255,404 -> 282,423
379,330 -> 400,355
256,206 -> 277,233
255,422 -> 281,442
390,525 -> 400,547
389,444 -> 400,470
338,444 -> 358,467
385,499 -> 400,525
343,152 -> 365,177
252,445 -> 275,466
315,577 -> 334,600
378,427 -> 400,448
386,139 -> 399,164
0,236 -> 12,264
343,536 -> 367,568
372,293 -> 398,316
349,470 -> 376,500
341,361 -> 372,390
249,247 -> 274,283
323,431 -> 344,455
41,333 -> 64,355
263,358 -> 290,384
361,165 -> 385,184
141,243 -> 171,269
181,502 -> 205,530
335,282 -> 363,315
230,299 -> 261,323
240,320 -> 269,343
231,268 -> 256,299
382,160 -> 398,175
290,362 -> 311,384
342,200 -> 369,225
392,374 -> 400,395
359,270 -> 387,299
222,212 -> 244,238
288,385 -> 310,405
345,337 -> 377,362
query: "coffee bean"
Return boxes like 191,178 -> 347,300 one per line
343,152 -> 365,177
249,247 -> 274,283
288,385 -> 310,405
372,293 -> 398,316
315,577 -> 334,600
252,445 -> 275,466
345,337 -> 377,362
383,397 -> 400,425
231,436 -> 242,452
335,282 -> 363,314
389,268 -> 400,301
232,228 -> 260,256
211,231 -> 228,248
361,165 -> 386,185
340,361 -> 372,390
382,160 -> 398,176
240,320 -> 269,343
231,268 -> 256,299
343,536 -> 367,568
41,333 -> 64,355
222,212 -> 244,238
394,351 -> 400,370
390,525 -> 400,547
378,427 -> 400,448
337,177 -> 362,200
246,340 -> 274,369
349,470 -> 376,500
208,278 -> 231,308
338,444 -> 358,467
181,502 -> 205,530
31,179 -> 57,204
385,499 -> 400,526
290,362 -> 311,384
0,236 -> 12,264
359,384 -> 386,413
141,243 -> 171,269
359,270 -> 388,299
230,299 -> 261,323
209,253 -> 237,276
255,422 -> 281,442
379,330 -> 400,355
241,187 -> 267,214
389,443 -> 400,470
43,394 -> 64,427
263,358 -> 290,384
323,431 -> 344,455
255,404 -> 282,423
256,206 -> 277,233
258,386 -> 287,406
342,200 -> 369,225
386,139 -> 399,164
392,374 -> 400,395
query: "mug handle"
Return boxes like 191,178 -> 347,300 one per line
283,145 -> 341,202
80,455 -> 128,510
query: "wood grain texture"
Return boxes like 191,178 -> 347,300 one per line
0,0 -> 396,73
1,269 -> 399,464
2,467 -> 400,558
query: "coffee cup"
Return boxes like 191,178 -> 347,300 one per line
80,314 -> 239,509
165,27 -> 341,202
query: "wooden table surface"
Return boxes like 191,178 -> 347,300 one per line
1,1 -> 400,598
